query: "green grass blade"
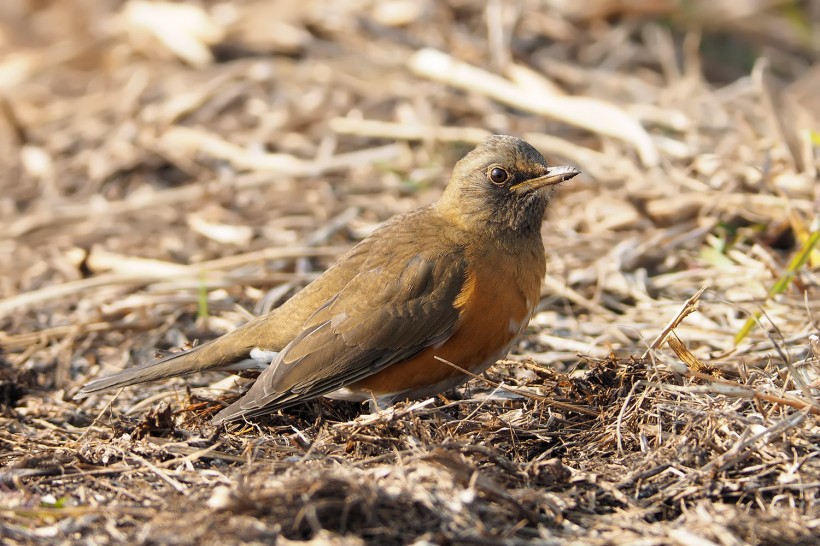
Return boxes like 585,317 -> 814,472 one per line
734,224 -> 820,345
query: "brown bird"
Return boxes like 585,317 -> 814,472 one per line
77,135 -> 579,423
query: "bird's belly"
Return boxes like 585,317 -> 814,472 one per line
342,264 -> 539,401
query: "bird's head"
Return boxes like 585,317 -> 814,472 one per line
438,135 -> 579,235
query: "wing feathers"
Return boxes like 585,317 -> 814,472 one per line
212,244 -> 468,423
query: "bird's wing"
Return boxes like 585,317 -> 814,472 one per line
212,248 -> 468,423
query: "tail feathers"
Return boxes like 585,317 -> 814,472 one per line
75,341 -> 247,397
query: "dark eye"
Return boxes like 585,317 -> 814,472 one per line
490,167 -> 508,184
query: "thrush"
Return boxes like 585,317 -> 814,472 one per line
77,135 -> 580,423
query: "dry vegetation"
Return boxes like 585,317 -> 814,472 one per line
1,0 -> 819,544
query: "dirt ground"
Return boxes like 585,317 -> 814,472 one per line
1,1 -> 818,544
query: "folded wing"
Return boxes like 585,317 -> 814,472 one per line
212,248 -> 467,423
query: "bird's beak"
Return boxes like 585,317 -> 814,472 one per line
510,165 -> 580,194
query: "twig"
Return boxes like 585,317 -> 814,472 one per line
644,284 -> 708,356
0,246 -> 344,316
408,48 -> 659,167
329,118 -> 491,144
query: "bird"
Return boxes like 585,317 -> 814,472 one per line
77,135 -> 580,424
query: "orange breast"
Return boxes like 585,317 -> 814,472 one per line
350,252 -> 543,397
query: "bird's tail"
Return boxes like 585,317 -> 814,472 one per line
75,338 -> 252,397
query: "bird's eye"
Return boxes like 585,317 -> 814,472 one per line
489,167 -> 508,184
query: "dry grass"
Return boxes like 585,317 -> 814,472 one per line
1,1 -> 818,544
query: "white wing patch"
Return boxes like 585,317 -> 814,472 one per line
222,348 -> 279,371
